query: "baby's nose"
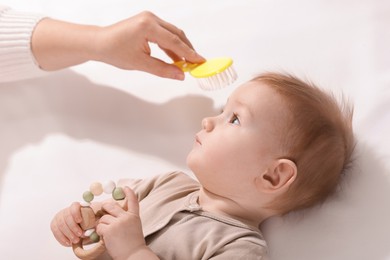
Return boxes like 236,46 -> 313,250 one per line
201,117 -> 215,132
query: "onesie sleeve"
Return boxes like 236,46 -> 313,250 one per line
209,239 -> 268,260
0,5 -> 47,82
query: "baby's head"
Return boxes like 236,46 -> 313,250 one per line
255,73 -> 355,214
187,72 -> 354,217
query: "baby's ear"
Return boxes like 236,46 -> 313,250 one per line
260,159 -> 297,192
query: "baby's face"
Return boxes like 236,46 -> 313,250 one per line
187,80 -> 289,197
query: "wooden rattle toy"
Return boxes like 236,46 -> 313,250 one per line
72,181 -> 127,259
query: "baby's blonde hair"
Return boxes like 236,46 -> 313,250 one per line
253,72 -> 355,214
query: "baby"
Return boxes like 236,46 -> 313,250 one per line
51,72 -> 355,259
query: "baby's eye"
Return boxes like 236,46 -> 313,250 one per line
230,114 -> 240,125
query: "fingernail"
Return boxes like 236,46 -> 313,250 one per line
193,51 -> 206,62
174,73 -> 185,81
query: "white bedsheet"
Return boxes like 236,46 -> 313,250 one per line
0,0 -> 389,259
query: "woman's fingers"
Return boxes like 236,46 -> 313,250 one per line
148,25 -> 205,64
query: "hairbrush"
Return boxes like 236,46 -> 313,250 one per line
174,57 -> 237,90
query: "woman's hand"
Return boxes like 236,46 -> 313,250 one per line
94,11 -> 205,80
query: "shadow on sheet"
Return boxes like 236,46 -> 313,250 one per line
0,69 -> 217,195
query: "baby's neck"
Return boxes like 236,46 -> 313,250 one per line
197,187 -> 270,228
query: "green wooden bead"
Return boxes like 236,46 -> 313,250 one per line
90,232 -> 100,243
82,191 -> 94,203
112,187 -> 125,200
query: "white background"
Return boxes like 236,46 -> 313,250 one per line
0,0 -> 389,259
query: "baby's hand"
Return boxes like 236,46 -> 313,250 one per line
96,187 -> 148,259
50,202 -> 83,246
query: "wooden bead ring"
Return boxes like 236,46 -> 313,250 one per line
72,181 -> 127,259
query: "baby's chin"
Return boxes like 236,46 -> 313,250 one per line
186,154 -> 195,174
185,152 -> 201,176
185,152 -> 194,171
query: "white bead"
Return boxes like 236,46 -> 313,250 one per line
80,201 -> 91,207
103,181 -> 116,194
84,228 -> 95,237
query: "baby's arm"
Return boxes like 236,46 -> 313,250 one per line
97,187 -> 159,260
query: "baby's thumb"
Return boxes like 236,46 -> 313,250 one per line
123,186 -> 140,216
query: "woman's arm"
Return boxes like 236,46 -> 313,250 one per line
31,11 -> 204,80
0,7 -> 205,82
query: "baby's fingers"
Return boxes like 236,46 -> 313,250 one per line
70,202 -> 83,223
50,205 -> 83,246
65,203 -> 83,238
51,212 -> 79,246
51,217 -> 71,246
124,187 -> 139,216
